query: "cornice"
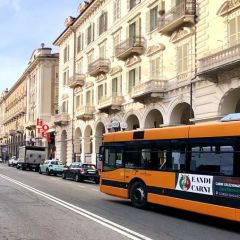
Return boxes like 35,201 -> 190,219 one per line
53,0 -> 105,46
4,54 -> 59,99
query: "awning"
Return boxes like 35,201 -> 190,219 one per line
46,128 -> 56,133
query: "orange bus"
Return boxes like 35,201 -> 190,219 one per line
99,117 -> 240,222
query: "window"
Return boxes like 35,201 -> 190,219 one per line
112,77 -> 121,95
63,69 -> 69,86
86,23 -> 94,45
189,138 -> 235,176
63,44 -> 70,63
177,43 -> 188,74
87,51 -> 94,65
128,69 -> 136,93
150,6 -> 158,31
77,33 -> 84,53
129,0 -> 140,11
99,43 -> 106,59
77,59 -> 83,74
129,22 -> 136,39
229,16 -> 240,46
98,84 -> 104,103
99,12 -> 108,35
103,147 -> 124,171
76,95 -> 80,109
86,90 -> 94,105
150,55 -> 161,79
113,0 -> 121,22
113,31 -> 121,56
62,100 -> 68,113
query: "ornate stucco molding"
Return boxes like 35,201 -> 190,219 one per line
170,27 -> 194,43
125,56 -> 141,68
145,44 -> 165,57
217,0 -> 240,16
109,66 -> 122,76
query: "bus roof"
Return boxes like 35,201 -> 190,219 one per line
103,121 -> 240,143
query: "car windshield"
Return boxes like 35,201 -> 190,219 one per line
51,161 -> 58,165
82,164 -> 96,169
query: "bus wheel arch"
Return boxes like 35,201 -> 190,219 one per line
128,179 -> 147,209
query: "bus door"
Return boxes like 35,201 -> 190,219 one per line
101,146 -> 127,197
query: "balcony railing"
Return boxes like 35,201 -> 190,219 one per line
9,129 -> 16,136
76,106 -> 95,120
88,58 -> 110,77
115,37 -> 145,61
54,113 -> 70,126
131,79 -> 165,103
198,42 -> 240,78
68,74 -> 85,88
159,0 -> 196,35
97,94 -> 123,113
25,121 -> 36,130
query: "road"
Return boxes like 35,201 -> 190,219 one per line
0,163 -> 239,240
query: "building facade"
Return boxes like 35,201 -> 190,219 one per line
53,0 -> 240,165
0,45 -> 59,159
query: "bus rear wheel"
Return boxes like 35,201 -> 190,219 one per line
130,182 -> 147,209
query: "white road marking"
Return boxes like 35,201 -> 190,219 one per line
0,174 -> 152,240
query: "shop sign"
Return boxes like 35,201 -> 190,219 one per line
176,173 -> 213,195
36,118 -> 50,142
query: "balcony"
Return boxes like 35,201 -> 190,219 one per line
115,37 -> 145,61
9,129 -> 16,136
131,79 -> 165,103
97,94 -> 123,114
25,121 -> 36,130
198,42 -> 240,80
68,74 -> 85,88
76,106 -> 95,120
159,0 -> 196,35
54,113 -> 70,126
88,59 -> 110,77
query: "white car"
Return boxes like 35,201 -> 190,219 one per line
0,157 -> 2,163
8,157 -> 18,167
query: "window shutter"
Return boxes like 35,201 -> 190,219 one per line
97,17 -> 100,36
92,22 -> 95,42
119,75 -> 122,94
146,11 -> 150,33
85,28 -> 88,45
81,33 -> 84,50
229,18 -> 236,46
183,44 -> 188,72
105,12 -> 108,31
127,0 -> 130,11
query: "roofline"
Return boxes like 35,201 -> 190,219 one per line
53,0 -> 96,46
4,54 -> 59,99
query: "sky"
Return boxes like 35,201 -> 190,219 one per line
0,0 -> 83,92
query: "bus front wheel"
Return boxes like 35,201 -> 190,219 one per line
130,182 -> 147,209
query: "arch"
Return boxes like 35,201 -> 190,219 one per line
61,130 -> 67,164
126,114 -> 140,130
124,110 -> 142,128
170,102 -> 194,125
218,88 -> 240,115
84,125 -> 93,155
74,127 -> 82,159
144,109 -> 164,129
95,122 -> 105,154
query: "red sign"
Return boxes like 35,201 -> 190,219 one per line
36,118 -> 50,142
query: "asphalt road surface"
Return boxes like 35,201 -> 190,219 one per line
0,163 -> 239,240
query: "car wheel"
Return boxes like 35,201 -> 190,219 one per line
46,168 -> 50,176
39,168 -> 42,174
130,182 -> 147,209
62,172 -> 66,179
75,174 -> 80,182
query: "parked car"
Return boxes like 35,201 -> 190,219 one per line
0,157 -> 2,163
62,162 -> 100,183
39,159 -> 64,176
8,156 -> 18,167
